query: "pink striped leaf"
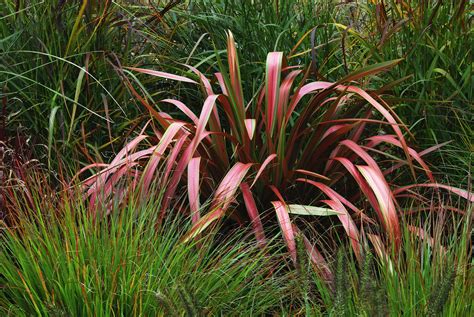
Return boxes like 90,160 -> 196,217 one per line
188,157 -> 201,225
250,153 -> 277,188
272,201 -> 297,263
185,65 -> 214,95
226,31 -> 244,109
161,99 -> 199,125
332,157 -> 381,221
333,139 -> 383,175
241,182 -> 266,245
393,184 -> 474,202
142,122 -> 187,192
211,162 -> 253,210
277,70 -> 301,129
265,52 -> 284,136
357,165 -> 401,249
244,119 -> 256,140
183,162 -> 252,242
160,134 -> 188,188
126,66 -> 197,84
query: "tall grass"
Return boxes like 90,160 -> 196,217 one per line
174,0 -> 332,91
348,0 -> 473,186
1,180 -> 287,315
3,169 -> 471,315
288,207 -> 473,316
0,0 -> 182,167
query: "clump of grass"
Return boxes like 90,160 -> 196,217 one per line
0,178 -> 287,315
293,206 -> 472,316
174,0 -> 331,95
334,0 -> 473,185
0,0 -> 182,168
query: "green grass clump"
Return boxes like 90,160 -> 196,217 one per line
294,210 -> 473,316
169,0 -> 330,96
0,187 -> 286,316
0,0 -> 181,167
357,0 -> 473,186
1,174 -> 472,316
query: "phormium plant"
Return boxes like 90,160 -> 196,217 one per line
77,32 -> 473,279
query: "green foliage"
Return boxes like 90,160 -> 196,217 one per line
0,0 -> 180,166
0,181 -> 287,316
353,0 -> 473,185
297,210 -> 473,316
351,1 -> 472,184
175,0 -> 333,94
1,168 -> 472,315
358,250 -> 388,316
